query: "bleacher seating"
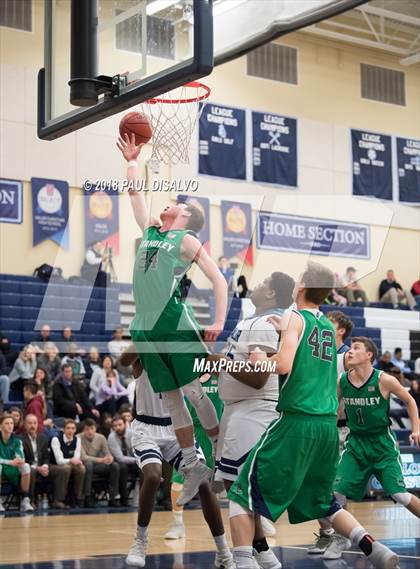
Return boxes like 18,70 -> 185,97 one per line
0,274 -> 121,350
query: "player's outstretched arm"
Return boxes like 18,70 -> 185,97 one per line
380,372 -> 420,446
181,234 -> 228,343
117,133 -> 159,230
267,311 -> 302,375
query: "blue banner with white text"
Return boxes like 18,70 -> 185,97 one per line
252,111 -> 297,187
199,103 -> 246,180
32,177 -> 69,248
397,137 -> 420,204
0,179 -> 22,224
352,129 -> 392,200
257,212 -> 370,259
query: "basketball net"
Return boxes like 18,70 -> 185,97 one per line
139,81 -> 210,165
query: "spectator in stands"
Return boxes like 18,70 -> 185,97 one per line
32,324 -> 53,353
50,419 -> 85,508
379,270 -> 416,310
8,345 -> 37,393
80,241 -> 108,288
96,370 -> 129,415
0,414 -> 33,512
391,348 -> 413,376
61,344 -> 86,383
236,275 -> 249,299
98,412 -> 113,438
409,380 -> 420,415
9,406 -> 24,435
119,404 -> 133,425
33,367 -> 50,398
339,267 -> 369,305
378,351 -> 404,383
411,277 -> 420,299
23,383 -> 45,433
108,414 -> 138,506
37,343 -> 61,392
89,355 -> 118,402
53,364 -> 100,421
108,328 -> 130,361
83,346 -> 102,381
218,256 -> 235,291
0,350 -> 10,403
0,335 -> 18,371
59,326 -> 76,356
79,419 -> 120,508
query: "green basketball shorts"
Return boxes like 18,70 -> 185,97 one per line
228,412 -> 339,524
334,429 -> 406,500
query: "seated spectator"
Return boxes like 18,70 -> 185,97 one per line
8,345 -> 37,394
98,412 -> 113,438
33,367 -> 49,396
0,349 -> 10,404
411,277 -> 420,299
0,414 -> 33,512
119,404 -> 134,425
61,344 -> 86,384
378,351 -> 406,385
83,347 -> 102,381
9,406 -> 24,435
23,382 -> 45,433
108,414 -> 138,506
59,326 -> 77,357
391,348 -> 413,376
79,419 -> 120,508
52,364 -> 100,421
339,266 -> 369,305
0,335 -> 18,372
409,380 -> 420,415
89,355 -> 118,402
50,419 -> 85,508
236,275 -> 249,299
37,343 -> 61,395
20,413 -> 64,509
379,270 -> 416,310
32,324 -> 54,353
96,370 -> 129,415
108,328 -> 130,362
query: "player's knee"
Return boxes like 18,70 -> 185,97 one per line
319,496 -> 344,525
172,482 -> 183,492
391,492 -> 412,507
229,500 -> 252,519
143,465 -> 162,488
183,378 -> 205,407
162,390 -> 192,429
19,463 -> 30,476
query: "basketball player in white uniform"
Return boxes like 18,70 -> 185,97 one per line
121,351 -> 234,569
210,272 -> 295,569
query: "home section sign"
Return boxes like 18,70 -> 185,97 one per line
257,212 -> 370,259
252,112 -> 297,187
352,129 -> 392,200
397,137 -> 420,204
199,103 -> 246,180
0,179 -> 22,224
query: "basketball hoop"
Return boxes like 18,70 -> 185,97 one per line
139,81 -> 211,165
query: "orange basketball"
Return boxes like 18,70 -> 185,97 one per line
119,111 -> 153,146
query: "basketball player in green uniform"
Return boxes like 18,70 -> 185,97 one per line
117,134 -> 228,506
228,262 -> 400,569
320,336 -> 420,560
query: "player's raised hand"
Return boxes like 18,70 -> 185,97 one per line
409,431 -> 420,447
116,133 -> 143,161
249,347 -> 268,366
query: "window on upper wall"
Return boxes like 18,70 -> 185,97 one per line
361,63 -> 406,106
247,43 -> 298,85
0,0 -> 32,32
115,10 -> 175,60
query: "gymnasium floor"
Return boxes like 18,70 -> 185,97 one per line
0,502 -> 418,568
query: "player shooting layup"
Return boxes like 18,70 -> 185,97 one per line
118,134 -> 228,505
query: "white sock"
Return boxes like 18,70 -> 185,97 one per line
173,510 -> 184,525
349,526 -> 367,546
321,528 -> 335,536
233,546 -> 254,568
214,533 -> 229,553
181,446 -> 198,468
137,525 -> 148,539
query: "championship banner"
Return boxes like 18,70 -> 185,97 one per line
84,188 -> 120,254
199,103 -> 246,180
31,177 -> 69,248
0,179 -> 22,224
397,137 -> 420,204
252,111 -> 297,187
177,195 -> 211,254
221,200 -> 253,265
352,129 -> 393,200
257,212 -> 370,259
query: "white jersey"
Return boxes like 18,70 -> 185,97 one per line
337,344 -> 350,376
218,310 -> 282,404
134,371 -> 170,419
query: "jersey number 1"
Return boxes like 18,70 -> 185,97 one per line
308,327 -> 334,362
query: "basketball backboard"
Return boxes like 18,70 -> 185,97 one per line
38,0 -> 366,140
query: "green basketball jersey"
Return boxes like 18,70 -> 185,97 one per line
132,226 -> 192,323
340,369 -> 391,436
277,309 -> 338,417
